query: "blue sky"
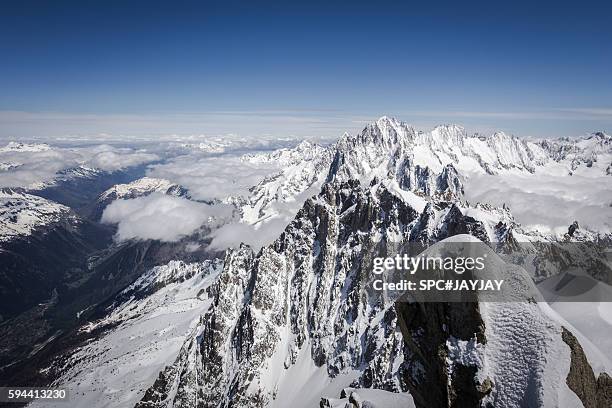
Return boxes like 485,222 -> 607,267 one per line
1,0 -> 611,139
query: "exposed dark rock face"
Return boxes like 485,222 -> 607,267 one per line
436,164 -> 464,197
493,221 -> 520,253
562,327 -> 612,408
409,203 -> 436,244
568,221 -> 580,237
196,181 -> 413,406
395,301 -> 487,408
437,204 -> 489,244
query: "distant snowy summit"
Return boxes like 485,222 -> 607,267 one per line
241,140 -> 330,166
98,177 -> 188,202
0,141 -> 51,153
233,116 -> 610,234
91,176 -> 189,221
331,116 -> 610,178
538,130 -> 612,173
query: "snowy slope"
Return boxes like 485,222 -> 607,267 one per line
30,259 -> 222,408
237,141 -> 334,225
395,235 -> 611,408
434,237 -> 585,407
0,189 -> 71,242
542,274 -> 612,367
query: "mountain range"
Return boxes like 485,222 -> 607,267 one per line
0,117 -> 611,408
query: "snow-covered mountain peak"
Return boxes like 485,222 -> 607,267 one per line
431,123 -> 466,139
328,119 -> 466,195
375,115 -> 408,131
293,139 -> 315,151
364,117 -> 466,149
236,117 -> 594,225
99,177 -> 184,201
536,130 -> 612,173
91,177 -> 188,220
225,116 -> 611,256
0,141 -> 52,153
328,117 -> 553,189
353,116 -> 416,148
234,141 -> 335,225
0,189 -> 71,242
241,139 -> 331,167
55,165 -> 101,180
578,131 -> 611,152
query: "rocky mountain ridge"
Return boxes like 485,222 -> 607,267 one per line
233,117 -> 610,242
133,118 -> 611,407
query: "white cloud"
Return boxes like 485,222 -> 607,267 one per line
101,193 -> 233,242
0,148 -> 79,188
148,153 -> 283,201
208,218 -> 289,251
464,173 -> 612,234
145,142 -> 324,248
83,145 -> 158,171
0,142 -> 159,188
